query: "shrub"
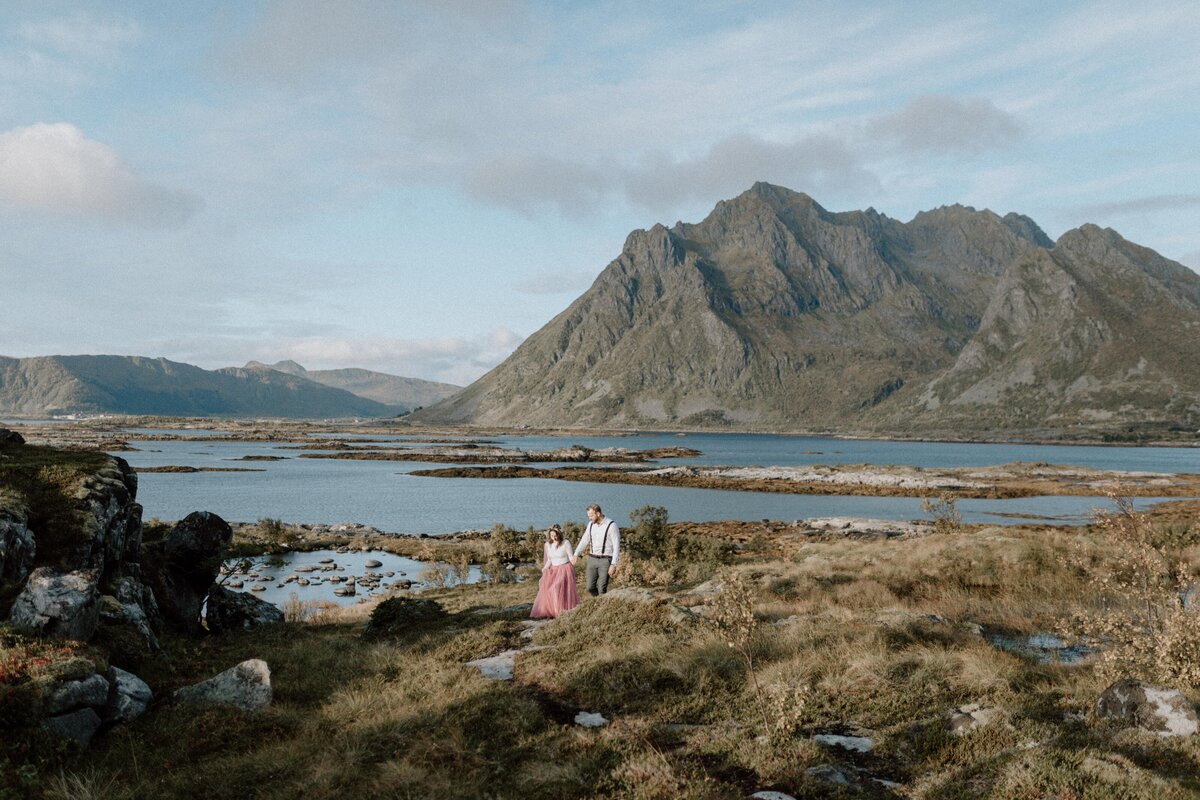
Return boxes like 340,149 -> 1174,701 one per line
922,494 -> 962,534
1061,493 -> 1200,685
622,506 -> 727,587
489,523 -> 540,563
362,597 -> 447,640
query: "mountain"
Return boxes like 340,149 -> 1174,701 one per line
0,355 -> 404,418
415,183 -> 1200,436
242,361 -> 460,409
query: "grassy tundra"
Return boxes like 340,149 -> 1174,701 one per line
7,500 -> 1200,799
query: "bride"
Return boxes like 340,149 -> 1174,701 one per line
531,524 -> 579,619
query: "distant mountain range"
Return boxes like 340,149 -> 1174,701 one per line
0,356 -> 461,418
414,182 -> 1200,438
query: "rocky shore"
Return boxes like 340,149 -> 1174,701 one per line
409,460 -> 1200,499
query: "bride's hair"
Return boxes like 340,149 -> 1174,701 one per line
545,524 -> 563,544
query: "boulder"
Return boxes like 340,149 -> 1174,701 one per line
96,576 -> 161,655
103,666 -> 153,723
0,428 -> 24,446
174,659 -> 272,712
154,511 -> 232,632
8,568 -> 101,640
1095,679 -> 1200,737
206,585 -> 284,632
45,672 -> 110,715
44,707 -> 102,747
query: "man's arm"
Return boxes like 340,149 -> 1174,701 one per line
608,523 -> 620,573
572,525 -> 590,560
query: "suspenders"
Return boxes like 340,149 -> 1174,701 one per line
590,520 -> 614,557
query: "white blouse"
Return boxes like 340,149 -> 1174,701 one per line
544,540 -> 574,566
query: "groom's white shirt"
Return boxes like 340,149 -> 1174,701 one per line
573,517 -> 620,566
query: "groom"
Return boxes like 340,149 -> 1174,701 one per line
572,503 -> 620,596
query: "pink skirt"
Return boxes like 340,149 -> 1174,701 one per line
531,562 -> 579,619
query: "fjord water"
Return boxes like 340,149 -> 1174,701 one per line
115,431 -> 1196,533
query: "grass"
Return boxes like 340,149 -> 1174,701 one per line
9,502 -> 1200,798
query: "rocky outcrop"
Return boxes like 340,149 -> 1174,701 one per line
0,503 -> 36,590
174,659 -> 272,712
148,511 -> 232,633
206,585 -> 284,632
9,567 -> 101,640
39,662 -> 152,746
1095,679 -> 1200,737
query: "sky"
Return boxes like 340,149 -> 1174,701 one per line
1,1 -> 1198,386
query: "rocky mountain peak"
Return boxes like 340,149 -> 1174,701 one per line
1001,212 -> 1053,248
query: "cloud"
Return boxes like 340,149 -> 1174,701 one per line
868,95 -> 1023,155
0,123 -> 200,226
1076,194 -> 1200,218
18,12 -> 141,61
465,156 -> 610,217
513,269 -> 596,295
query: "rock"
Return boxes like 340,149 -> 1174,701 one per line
96,577 -> 161,656
0,428 -> 25,446
154,511 -> 233,633
103,667 -> 152,723
805,765 -> 852,787
1095,679 -> 1200,737
9,567 -> 101,640
206,585 -> 284,632
812,733 -> 874,752
574,711 -> 608,728
751,793 -> 798,800
44,707 -> 102,746
174,659 -> 272,712
45,672 -> 111,715
365,559 -> 382,568
465,650 -> 520,681
946,703 -> 1001,736
0,503 -> 36,591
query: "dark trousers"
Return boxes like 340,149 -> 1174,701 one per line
586,555 -> 611,596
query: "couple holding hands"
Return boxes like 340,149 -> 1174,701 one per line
530,503 -> 619,619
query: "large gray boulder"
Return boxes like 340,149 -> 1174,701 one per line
174,659 -> 272,711
44,707 -> 102,747
1095,679 -> 1200,737
45,672 -> 110,715
103,666 -> 153,723
8,567 -> 100,640
154,511 -> 232,633
206,585 -> 284,632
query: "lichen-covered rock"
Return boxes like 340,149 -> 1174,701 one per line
45,672 -> 110,715
103,666 -> 152,723
1095,679 -> 1200,737
44,707 -> 102,746
174,659 -> 272,712
206,585 -> 284,632
96,576 -> 161,660
8,567 -> 100,640
152,511 -> 232,633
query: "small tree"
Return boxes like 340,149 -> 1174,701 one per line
921,494 -> 962,535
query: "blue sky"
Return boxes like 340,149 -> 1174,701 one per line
1,1 -> 1198,384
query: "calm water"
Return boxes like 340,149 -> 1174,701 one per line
112,431 -> 1196,533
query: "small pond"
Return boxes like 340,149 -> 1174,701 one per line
221,549 -> 486,607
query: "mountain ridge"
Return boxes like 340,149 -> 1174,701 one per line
414,183 -> 1200,437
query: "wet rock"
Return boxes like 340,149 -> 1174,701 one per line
174,659 -> 272,712
103,667 -> 152,723
46,672 -> 110,715
946,703 -> 1001,736
365,559 -> 382,568
206,585 -> 284,632
44,707 -> 102,747
1095,679 -> 1200,737
9,568 -> 101,641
